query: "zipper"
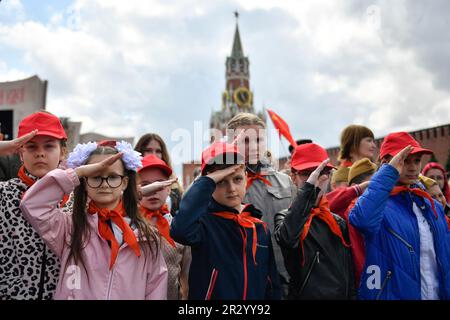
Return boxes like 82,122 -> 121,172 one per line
105,266 -> 115,300
376,271 -> 392,300
298,251 -> 320,297
37,249 -> 47,300
205,269 -> 219,300
387,228 -> 414,253
239,228 -> 248,300
387,227 -> 419,281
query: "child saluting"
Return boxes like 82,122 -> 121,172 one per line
0,111 -> 67,299
170,142 -> 281,300
20,140 -> 168,299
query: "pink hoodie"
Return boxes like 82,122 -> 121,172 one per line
20,168 -> 168,300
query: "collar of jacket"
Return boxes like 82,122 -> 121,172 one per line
8,177 -> 29,192
246,162 -> 276,177
208,198 -> 263,219
86,212 -> 145,245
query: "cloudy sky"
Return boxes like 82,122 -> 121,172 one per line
1,0 -> 449,177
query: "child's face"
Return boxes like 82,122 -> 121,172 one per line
425,168 -> 445,190
399,154 -> 422,185
139,168 -> 170,211
428,184 -> 446,208
85,154 -> 128,209
143,139 -> 163,159
291,170 -> 311,189
212,166 -> 246,211
233,125 -> 266,165
20,135 -> 64,178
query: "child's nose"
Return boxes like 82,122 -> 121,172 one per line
35,148 -> 45,157
227,182 -> 236,192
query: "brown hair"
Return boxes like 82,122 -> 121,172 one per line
338,125 -> 374,162
66,146 -> 159,275
134,133 -> 184,193
226,113 -> 266,130
134,133 -> 172,167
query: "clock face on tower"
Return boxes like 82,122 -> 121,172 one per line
233,87 -> 252,108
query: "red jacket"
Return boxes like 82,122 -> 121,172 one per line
326,187 -> 365,287
326,185 -> 361,219
343,199 -> 365,286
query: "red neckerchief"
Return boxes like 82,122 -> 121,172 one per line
88,200 -> 141,269
246,171 -> 272,189
213,206 -> 267,300
213,206 -> 267,265
141,204 -> 176,248
341,160 -> 353,168
391,186 -> 438,219
18,165 -> 70,206
299,196 -> 350,266
18,165 -> 36,186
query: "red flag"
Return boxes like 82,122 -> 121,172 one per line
267,109 -> 298,149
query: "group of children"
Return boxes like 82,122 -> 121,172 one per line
0,111 -> 449,300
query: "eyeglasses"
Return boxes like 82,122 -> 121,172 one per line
86,175 -> 125,188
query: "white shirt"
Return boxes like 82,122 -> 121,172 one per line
111,216 -> 132,246
412,202 -> 439,300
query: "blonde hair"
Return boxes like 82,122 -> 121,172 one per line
227,113 -> 266,130
338,125 -> 374,162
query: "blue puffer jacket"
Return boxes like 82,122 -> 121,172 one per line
349,164 -> 450,300
170,176 -> 281,300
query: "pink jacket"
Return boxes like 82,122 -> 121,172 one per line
20,169 -> 168,300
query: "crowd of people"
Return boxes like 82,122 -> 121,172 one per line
0,110 -> 449,300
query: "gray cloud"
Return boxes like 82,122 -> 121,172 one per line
1,0 -> 449,178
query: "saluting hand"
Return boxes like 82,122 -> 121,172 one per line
0,130 -> 38,156
140,178 -> 178,197
206,165 -> 242,183
306,158 -> 331,188
389,145 -> 413,174
74,153 -> 123,178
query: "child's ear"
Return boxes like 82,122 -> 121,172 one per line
121,176 -> 129,192
60,145 -> 68,160
18,149 -> 24,163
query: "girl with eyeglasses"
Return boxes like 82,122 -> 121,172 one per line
19,140 -> 168,300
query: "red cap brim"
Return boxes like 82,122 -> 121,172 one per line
292,162 -> 336,172
139,164 -> 172,177
34,131 -> 67,140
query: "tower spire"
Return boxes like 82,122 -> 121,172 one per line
231,11 -> 244,58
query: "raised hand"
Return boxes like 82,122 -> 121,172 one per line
140,178 -> 178,197
0,130 -> 38,156
389,145 -> 413,174
74,153 -> 123,178
206,165 -> 242,183
306,158 -> 331,187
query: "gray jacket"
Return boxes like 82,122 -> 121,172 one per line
244,165 -> 296,293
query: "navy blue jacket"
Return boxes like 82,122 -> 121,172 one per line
170,176 -> 281,300
349,164 -> 450,300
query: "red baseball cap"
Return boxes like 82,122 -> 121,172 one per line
379,132 -> 432,160
291,143 -> 336,172
18,111 -> 67,140
139,154 -> 172,177
201,142 -> 244,175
